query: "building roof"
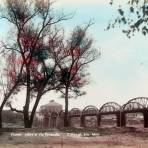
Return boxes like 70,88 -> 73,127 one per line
40,100 -> 62,109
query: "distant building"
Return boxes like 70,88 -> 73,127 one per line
40,100 -> 62,113
35,100 -> 63,128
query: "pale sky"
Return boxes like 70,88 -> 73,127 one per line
0,0 -> 148,111
56,0 -> 110,6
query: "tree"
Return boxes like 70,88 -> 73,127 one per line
0,0 -> 69,128
0,0 -> 98,128
107,0 -> 148,37
51,22 -> 99,127
0,51 -> 24,128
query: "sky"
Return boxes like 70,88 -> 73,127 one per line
0,0 -> 148,111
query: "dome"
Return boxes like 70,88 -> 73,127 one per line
40,100 -> 62,114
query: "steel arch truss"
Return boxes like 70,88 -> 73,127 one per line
82,105 -> 98,116
127,97 -> 148,109
122,102 -> 144,111
99,102 -> 121,114
69,108 -> 81,117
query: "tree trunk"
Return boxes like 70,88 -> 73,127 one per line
0,81 -> 20,128
0,110 -> 2,128
24,119 -> 31,128
64,86 -> 69,127
23,90 -> 43,128
24,67 -> 31,128
29,91 -> 42,128
0,99 -> 8,129
23,107 -> 31,128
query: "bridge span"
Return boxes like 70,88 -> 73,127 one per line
68,97 -> 148,128
39,97 -> 148,128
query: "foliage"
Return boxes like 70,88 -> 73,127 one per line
0,0 -> 98,128
0,0 -> 69,128
50,22 -> 99,126
107,0 -> 148,37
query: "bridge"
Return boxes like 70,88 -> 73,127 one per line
68,97 -> 148,128
39,97 -> 148,128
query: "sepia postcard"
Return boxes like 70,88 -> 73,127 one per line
0,0 -> 148,147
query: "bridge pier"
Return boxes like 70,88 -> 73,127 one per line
68,117 -> 71,127
120,112 -> 126,127
116,112 -> 120,127
81,116 -> 85,127
143,110 -> 148,128
97,115 -> 101,126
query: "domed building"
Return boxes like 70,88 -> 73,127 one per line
40,100 -> 62,113
37,100 -> 63,128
